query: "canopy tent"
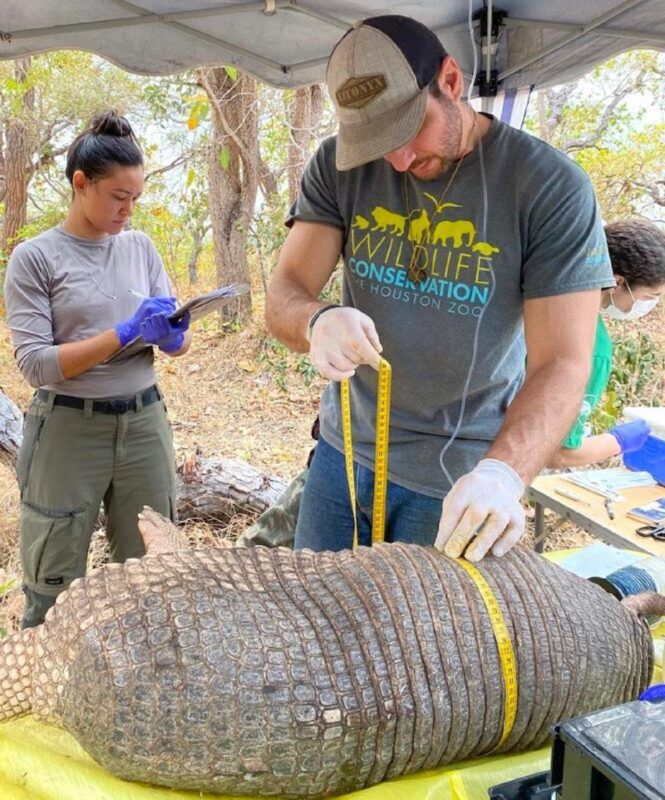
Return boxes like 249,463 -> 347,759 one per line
0,1 -> 664,93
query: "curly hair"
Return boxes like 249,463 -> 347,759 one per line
605,219 -> 665,288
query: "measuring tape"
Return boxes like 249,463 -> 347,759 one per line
455,558 -> 518,747
341,357 -> 392,547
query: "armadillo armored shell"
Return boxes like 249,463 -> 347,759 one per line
0,544 -> 653,798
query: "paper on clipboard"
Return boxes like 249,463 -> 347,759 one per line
106,282 -> 250,363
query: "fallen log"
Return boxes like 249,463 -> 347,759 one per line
175,452 -> 287,523
0,389 -> 285,525
0,388 -> 22,471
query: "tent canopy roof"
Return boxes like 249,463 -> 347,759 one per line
1,1 -> 663,90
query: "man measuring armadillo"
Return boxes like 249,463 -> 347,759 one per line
264,15 -> 614,559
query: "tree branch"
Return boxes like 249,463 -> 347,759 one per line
30,143 -> 69,174
144,151 -> 192,182
197,68 -> 252,162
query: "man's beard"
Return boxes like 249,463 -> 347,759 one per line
409,94 -> 464,181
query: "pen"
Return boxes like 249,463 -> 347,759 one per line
554,488 -> 591,506
604,497 -> 616,520
128,288 -> 148,299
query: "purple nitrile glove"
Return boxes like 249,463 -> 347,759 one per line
608,419 -> 651,453
140,311 -> 190,353
114,297 -> 176,347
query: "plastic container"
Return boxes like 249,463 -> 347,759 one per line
549,699 -> 665,799
623,434 -> 665,486
623,406 -> 665,439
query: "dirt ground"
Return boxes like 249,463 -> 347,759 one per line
0,302 -> 651,633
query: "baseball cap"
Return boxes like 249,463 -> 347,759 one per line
326,15 -> 447,171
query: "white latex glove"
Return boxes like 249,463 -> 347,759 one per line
435,458 -> 525,561
308,306 -> 383,380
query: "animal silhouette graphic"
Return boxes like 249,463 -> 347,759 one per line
371,206 -> 407,235
407,209 -> 431,244
423,195 -> 462,215
431,219 -> 476,248
353,215 -> 369,230
472,242 -> 500,256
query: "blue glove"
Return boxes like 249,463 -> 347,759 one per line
140,311 -> 190,353
115,297 -> 176,347
608,419 -> 651,453
640,684 -> 665,702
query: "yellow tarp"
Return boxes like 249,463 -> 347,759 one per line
0,716 -> 550,800
1,549 -> 662,800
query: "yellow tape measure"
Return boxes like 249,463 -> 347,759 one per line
341,357 -> 392,547
455,558 -> 518,747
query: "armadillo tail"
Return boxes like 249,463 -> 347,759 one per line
0,627 -> 35,721
621,591 -> 665,619
138,505 -> 188,555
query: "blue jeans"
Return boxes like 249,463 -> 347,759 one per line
294,437 -> 442,551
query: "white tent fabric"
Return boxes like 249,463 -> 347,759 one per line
0,1 -> 663,91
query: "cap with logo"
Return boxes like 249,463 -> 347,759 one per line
326,15 -> 447,171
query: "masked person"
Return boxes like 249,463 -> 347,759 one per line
548,219 -> 665,468
264,15 -> 614,560
5,110 -> 191,628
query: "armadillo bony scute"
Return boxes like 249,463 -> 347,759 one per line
0,511 -> 655,798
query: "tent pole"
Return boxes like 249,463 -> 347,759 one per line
486,0 -> 493,86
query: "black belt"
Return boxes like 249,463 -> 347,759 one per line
37,385 -> 160,415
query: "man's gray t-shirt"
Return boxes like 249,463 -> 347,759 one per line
288,116 -> 613,498
4,225 -> 171,398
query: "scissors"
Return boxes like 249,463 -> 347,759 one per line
636,524 -> 665,540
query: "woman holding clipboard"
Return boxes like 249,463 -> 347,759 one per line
4,110 -> 191,628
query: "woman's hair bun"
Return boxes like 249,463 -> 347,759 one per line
89,110 -> 134,138
65,109 -> 143,184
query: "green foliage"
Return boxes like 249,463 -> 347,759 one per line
132,204 -> 213,296
524,50 -> 664,219
589,327 -> 664,431
17,205 -> 66,241
320,268 -> 344,305
0,51 -> 149,262
218,145 -> 231,170
248,192 -> 289,288
186,92 -> 211,131
260,337 -> 317,391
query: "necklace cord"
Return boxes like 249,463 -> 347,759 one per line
404,110 -> 477,284
61,225 -> 119,301
438,0 -> 495,489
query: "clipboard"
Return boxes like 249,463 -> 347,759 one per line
106,282 -> 250,363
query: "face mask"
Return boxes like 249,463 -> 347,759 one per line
626,297 -> 660,319
601,282 -> 660,321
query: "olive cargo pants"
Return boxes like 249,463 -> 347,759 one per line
17,390 -> 176,628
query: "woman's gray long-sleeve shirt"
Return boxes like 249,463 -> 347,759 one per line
4,225 -> 171,398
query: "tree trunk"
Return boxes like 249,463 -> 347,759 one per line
1,58 -> 35,261
287,85 -> 324,207
0,129 -> 6,207
199,67 -> 259,325
187,224 -> 206,285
